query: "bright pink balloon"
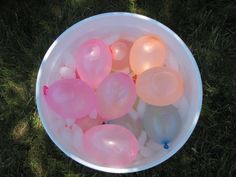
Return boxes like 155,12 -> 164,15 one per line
84,124 -> 139,167
75,39 -> 112,88
44,79 -> 95,120
96,73 -> 136,120
75,116 -> 103,132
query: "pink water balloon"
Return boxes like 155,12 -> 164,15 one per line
130,35 -> 167,75
44,79 -> 95,120
110,39 -> 132,70
96,72 -> 136,120
84,124 -> 139,167
136,67 -> 184,106
75,116 -> 103,132
75,39 -> 112,88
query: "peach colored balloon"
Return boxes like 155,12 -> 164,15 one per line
75,116 -> 103,132
110,39 -> 132,70
96,72 -> 136,120
84,124 -> 139,167
136,67 -> 184,106
44,79 -> 96,120
130,35 -> 167,75
75,39 -> 112,88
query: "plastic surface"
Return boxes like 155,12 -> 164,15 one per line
136,67 -> 184,106
96,72 -> 136,120
84,124 -> 139,167
36,12 -> 202,173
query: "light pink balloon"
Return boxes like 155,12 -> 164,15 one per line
75,39 -> 112,88
44,79 -> 95,120
84,124 -> 139,167
96,72 -> 136,120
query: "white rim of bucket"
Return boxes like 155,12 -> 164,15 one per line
36,12 -> 203,173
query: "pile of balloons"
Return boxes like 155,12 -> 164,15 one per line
43,35 -> 185,167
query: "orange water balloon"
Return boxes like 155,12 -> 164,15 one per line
130,36 -> 167,75
110,39 -> 132,70
136,67 -> 184,106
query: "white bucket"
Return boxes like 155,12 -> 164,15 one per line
36,12 -> 202,173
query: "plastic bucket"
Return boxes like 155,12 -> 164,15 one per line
36,12 -> 202,173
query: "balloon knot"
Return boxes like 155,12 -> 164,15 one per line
43,85 -> 48,95
75,69 -> 80,79
132,75 -> 137,83
164,143 -> 169,149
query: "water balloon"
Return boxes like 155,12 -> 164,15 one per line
130,35 -> 167,75
84,124 -> 139,167
75,39 -> 112,88
96,72 -> 136,120
136,67 -> 184,106
44,79 -> 95,120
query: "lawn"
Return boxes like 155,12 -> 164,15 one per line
0,0 -> 235,177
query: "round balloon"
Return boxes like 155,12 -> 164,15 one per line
110,39 -> 132,70
96,72 -> 136,120
142,105 -> 181,149
130,35 -> 167,75
75,39 -> 112,88
136,67 -> 184,106
84,124 -> 139,167
44,79 -> 95,120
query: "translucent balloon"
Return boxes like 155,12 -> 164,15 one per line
136,67 -> 184,106
84,124 -> 139,167
96,73 -> 136,120
108,114 -> 142,137
130,35 -> 167,75
75,116 -> 103,132
110,39 -> 132,70
71,125 -> 84,152
59,66 -> 76,79
142,105 -> 181,149
44,79 -> 95,120
75,39 -> 112,88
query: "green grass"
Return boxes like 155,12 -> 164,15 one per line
0,0 -> 235,176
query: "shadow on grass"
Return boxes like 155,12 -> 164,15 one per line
0,0 -> 235,177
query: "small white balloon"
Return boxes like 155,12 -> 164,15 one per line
65,118 -> 75,127
62,51 -> 76,69
137,99 -> 146,117
72,125 -> 83,151
128,109 -> 139,121
140,146 -> 153,158
57,127 -> 73,146
59,66 -> 75,79
138,131 -> 147,147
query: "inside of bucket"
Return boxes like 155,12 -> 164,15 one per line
37,14 -> 201,169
